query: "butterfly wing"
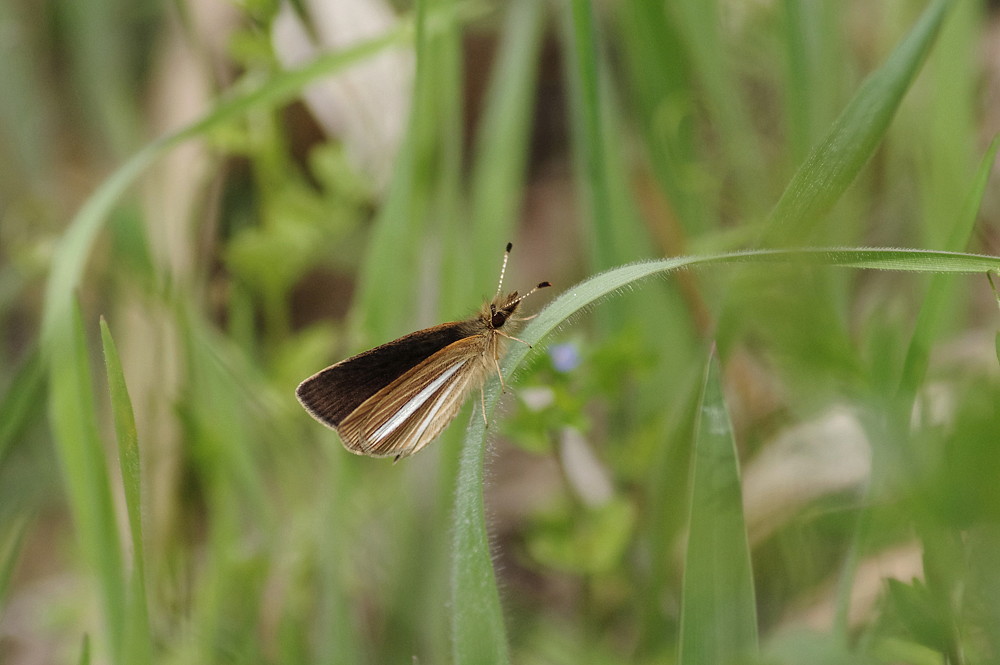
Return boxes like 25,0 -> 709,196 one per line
337,335 -> 493,458
296,321 -> 473,430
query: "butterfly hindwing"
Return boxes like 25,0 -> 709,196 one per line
337,335 -> 495,458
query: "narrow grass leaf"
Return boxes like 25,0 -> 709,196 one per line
99,318 -> 152,663
564,0 -> 617,269
0,347 -> 45,464
450,245 -> 999,664
467,0 -> 546,290
898,136 -> 1000,411
0,514 -> 29,606
762,0 -> 954,246
49,303 -> 125,663
678,348 -> 757,664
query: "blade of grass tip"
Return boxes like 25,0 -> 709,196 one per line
78,634 -> 91,665
761,0 -> 955,246
450,380 -> 509,665
989,271 -> 1000,366
678,347 -> 757,665
48,303 -> 125,664
99,318 -> 152,663
897,135 -> 1000,413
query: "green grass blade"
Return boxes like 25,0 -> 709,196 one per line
0,346 -> 45,464
450,245 -> 999,662
99,318 -> 151,663
897,136 -> 1000,411
467,0 -> 546,290
564,0 -> 617,269
762,0 -> 954,246
678,348 -> 757,665
49,303 -> 125,663
0,514 -> 29,606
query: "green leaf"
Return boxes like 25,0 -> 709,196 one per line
897,136 -> 1000,413
99,318 -> 151,663
678,349 -> 757,665
449,245 -> 1000,663
48,303 -> 125,663
761,0 -> 955,245
0,346 -> 45,464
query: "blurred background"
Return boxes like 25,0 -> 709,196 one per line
2,0 -> 1000,663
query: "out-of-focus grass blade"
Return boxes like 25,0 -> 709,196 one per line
78,634 -> 91,665
898,136 -> 1000,411
467,0 -> 546,290
761,0 -> 954,246
678,349 -> 757,664
99,318 -> 151,663
0,347 -> 44,464
449,245 -> 999,663
989,271 -> 1000,366
49,303 -> 125,663
564,0 -> 616,269
0,514 -> 29,606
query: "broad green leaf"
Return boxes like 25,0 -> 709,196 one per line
679,349 -> 757,665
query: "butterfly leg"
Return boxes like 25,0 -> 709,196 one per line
480,386 -> 488,426
496,329 -> 532,348
492,347 -> 507,392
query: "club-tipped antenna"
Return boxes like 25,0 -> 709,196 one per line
494,242 -> 514,300
508,281 -> 552,308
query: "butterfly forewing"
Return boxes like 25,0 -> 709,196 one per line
337,336 -> 494,457
295,321 -> 474,429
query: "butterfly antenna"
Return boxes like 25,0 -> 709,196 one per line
494,242 -> 513,300
509,281 -> 552,307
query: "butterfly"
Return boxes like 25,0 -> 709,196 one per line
296,243 -> 550,460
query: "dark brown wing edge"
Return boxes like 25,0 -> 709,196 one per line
295,320 -> 477,429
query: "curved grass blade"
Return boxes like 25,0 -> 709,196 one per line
450,246 -> 1000,659
99,318 -> 151,663
761,0 -> 955,245
678,348 -> 757,665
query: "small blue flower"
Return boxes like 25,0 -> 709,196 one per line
549,343 -> 581,373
